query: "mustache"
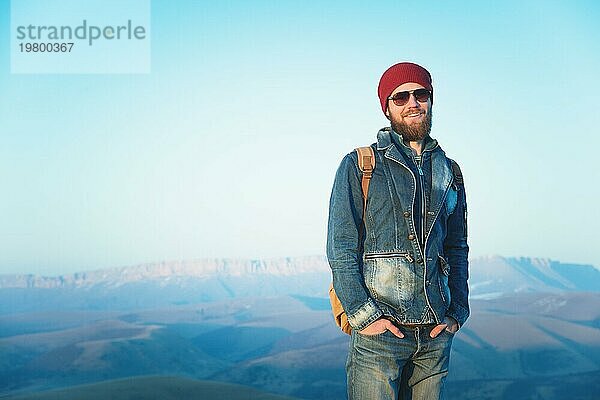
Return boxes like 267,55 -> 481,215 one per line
402,110 -> 425,117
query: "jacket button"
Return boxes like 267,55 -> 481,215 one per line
425,280 -> 431,286
407,234 -> 415,240
403,211 -> 411,217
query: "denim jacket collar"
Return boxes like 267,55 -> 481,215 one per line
376,127 -> 394,150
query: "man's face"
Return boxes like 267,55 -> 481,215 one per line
385,82 -> 432,141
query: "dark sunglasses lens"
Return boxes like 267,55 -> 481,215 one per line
414,89 -> 431,102
392,92 -> 410,106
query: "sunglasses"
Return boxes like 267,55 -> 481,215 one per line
387,89 -> 431,106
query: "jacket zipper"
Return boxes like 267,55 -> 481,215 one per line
364,252 -> 414,263
415,156 -> 426,246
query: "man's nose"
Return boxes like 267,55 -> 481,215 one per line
406,93 -> 420,107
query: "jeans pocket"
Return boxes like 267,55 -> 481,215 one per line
443,327 -> 456,337
356,329 -> 389,339
356,329 -> 394,340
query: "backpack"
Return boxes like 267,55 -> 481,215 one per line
328,146 -> 375,335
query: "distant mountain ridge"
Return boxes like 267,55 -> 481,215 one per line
470,255 -> 599,297
0,255 -> 597,293
0,256 -> 328,289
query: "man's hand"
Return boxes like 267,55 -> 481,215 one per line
358,318 -> 404,338
430,316 -> 459,338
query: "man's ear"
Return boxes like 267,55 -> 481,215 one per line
385,108 -> 391,120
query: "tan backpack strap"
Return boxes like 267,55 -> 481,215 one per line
355,146 -> 375,216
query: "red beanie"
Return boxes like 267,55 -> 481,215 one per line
378,62 -> 433,115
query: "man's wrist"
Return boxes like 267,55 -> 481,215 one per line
347,299 -> 383,331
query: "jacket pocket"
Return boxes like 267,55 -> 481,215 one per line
438,254 -> 451,307
364,251 -> 414,263
363,253 -> 416,313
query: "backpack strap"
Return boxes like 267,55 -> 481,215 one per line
355,146 -> 375,216
449,159 -> 464,186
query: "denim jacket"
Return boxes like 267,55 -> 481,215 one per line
327,128 -> 469,331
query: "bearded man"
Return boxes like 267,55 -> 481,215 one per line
326,62 -> 470,400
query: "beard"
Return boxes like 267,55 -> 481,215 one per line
390,110 -> 432,141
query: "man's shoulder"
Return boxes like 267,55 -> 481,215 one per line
355,143 -> 378,156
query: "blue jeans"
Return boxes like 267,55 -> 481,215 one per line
346,324 -> 454,400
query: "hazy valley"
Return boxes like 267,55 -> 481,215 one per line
0,255 -> 598,399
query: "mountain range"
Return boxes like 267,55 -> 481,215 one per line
0,255 -> 598,399
0,255 -> 597,315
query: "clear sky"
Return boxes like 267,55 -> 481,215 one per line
1,0 -> 599,275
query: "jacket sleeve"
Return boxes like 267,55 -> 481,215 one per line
443,163 -> 470,328
326,153 -> 383,331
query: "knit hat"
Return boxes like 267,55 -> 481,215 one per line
378,62 -> 433,115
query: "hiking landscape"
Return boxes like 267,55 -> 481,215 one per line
1,255 -> 598,400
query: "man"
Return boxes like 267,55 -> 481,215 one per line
326,62 -> 469,400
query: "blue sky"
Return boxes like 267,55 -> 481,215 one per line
1,0 -> 599,275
